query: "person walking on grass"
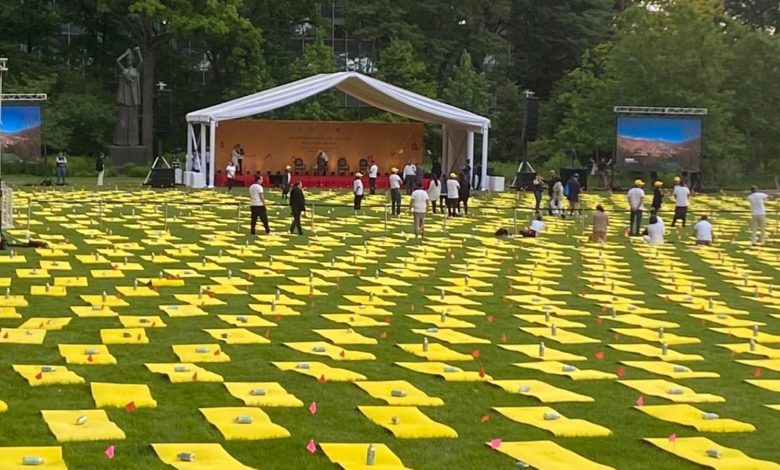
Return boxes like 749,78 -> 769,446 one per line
566,173 -> 581,216
748,185 -> 769,245
226,160 -> 237,192
671,178 -> 691,227
627,179 -> 645,236
281,165 -> 292,200
446,172 -> 461,217
96,152 -> 106,187
389,167 -> 403,216
249,175 -> 270,235
410,182 -> 430,237
353,172 -> 364,211
694,215 -> 713,246
288,181 -> 306,235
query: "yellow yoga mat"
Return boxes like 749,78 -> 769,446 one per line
211,276 -> 253,286
172,344 -> 230,363
152,443 -> 256,470
394,362 -> 492,382
587,284 -> 644,296
284,342 -> 375,361
425,305 -> 485,317
581,293 -> 642,304
58,344 -> 116,365
174,294 -> 226,306
0,400 -> 6,412
200,407 -> 290,440
115,285 -> 158,297
159,304 -> 208,317
514,315 -> 586,329
514,361 -> 617,380
601,314 -> 679,329
289,276 -> 338,287
80,294 -> 128,307
397,343 -> 473,361
621,361 -> 719,379
719,343 -> 780,358
644,437 -> 780,470
41,409 -> 126,442
251,294 -> 306,306
203,284 -> 249,296
635,404 -> 754,432
0,446 -> 67,469
224,382 -> 303,407
100,328 -> 149,344
320,443 -> 412,470
499,344 -> 587,362
314,329 -> 378,345
0,307 -> 21,319
0,328 -> 45,345
204,328 -> 270,345
423,294 -> 480,306
30,285 -> 67,296
18,317 -> 71,330
505,295 -> 566,306
610,328 -> 700,346
119,315 -> 166,328
13,365 -> 85,386
321,313 -> 389,327
619,379 -> 725,403
248,304 -> 300,316
609,344 -> 704,361
356,285 -> 406,297
407,314 -> 475,328
145,363 -> 224,383
519,327 -> 600,344
599,303 -> 666,315
690,314 -> 763,328
512,285 -> 572,296
272,361 -> 367,382
521,304 -> 590,317
355,380 -> 444,407
412,328 -> 490,345
91,382 -> 157,409
711,327 -> 780,343
737,359 -> 780,372
358,406 -> 457,438
745,379 -> 780,393
489,379 -> 593,402
493,406 -> 612,437
489,440 -> 615,470
71,305 -> 118,317
217,315 -> 277,328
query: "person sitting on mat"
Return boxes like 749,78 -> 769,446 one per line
520,215 -> 545,238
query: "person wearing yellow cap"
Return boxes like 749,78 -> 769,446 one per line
627,179 -> 645,236
446,172 -> 461,217
671,178 -> 690,227
651,181 -> 663,213
353,172 -> 364,211
281,165 -> 292,200
389,167 -> 403,216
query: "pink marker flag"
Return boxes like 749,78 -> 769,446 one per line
490,438 -> 502,449
306,439 -> 317,453
635,395 -> 644,407
104,445 -> 115,459
309,402 -> 317,415
668,433 -> 677,443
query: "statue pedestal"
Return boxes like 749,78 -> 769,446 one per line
107,145 -> 147,167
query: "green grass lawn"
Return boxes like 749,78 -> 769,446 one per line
0,182 -> 779,469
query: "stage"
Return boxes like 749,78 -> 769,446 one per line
214,173 -> 431,189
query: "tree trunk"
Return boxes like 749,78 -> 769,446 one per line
141,46 -> 155,161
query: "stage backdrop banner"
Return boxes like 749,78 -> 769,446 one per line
217,120 -> 423,175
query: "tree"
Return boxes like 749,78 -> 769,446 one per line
375,39 -> 436,97
441,51 -> 491,116
726,0 -> 780,32
285,28 -> 345,121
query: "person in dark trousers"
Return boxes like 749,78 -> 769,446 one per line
651,181 -> 663,212
281,165 -> 292,200
389,167 -> 403,216
566,173 -> 581,216
458,167 -> 471,215
627,179 -> 645,236
547,170 -> 560,215
353,172 -> 364,211
531,172 -> 544,213
288,181 -> 306,235
671,178 -> 691,227
249,175 -> 270,235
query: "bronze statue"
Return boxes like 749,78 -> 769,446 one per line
114,47 -> 142,146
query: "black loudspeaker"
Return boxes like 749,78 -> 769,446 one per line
149,168 -> 174,188
523,97 -> 540,142
559,168 -> 588,190
514,172 -> 537,190
155,89 -> 173,134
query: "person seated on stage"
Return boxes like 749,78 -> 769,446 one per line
693,215 -> 714,246
316,149 -> 329,176
520,215 -> 545,238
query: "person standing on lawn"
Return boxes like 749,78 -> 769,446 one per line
353,172 -> 364,211
389,167 -> 403,216
249,175 -> 270,235
651,181 -> 663,212
288,181 -> 306,235
427,174 -> 441,214
748,185 -> 769,245
410,182 -> 430,237
368,160 -> 379,195
281,165 -> 292,200
671,178 -> 691,227
225,160 -> 237,192
566,173 -> 581,216
55,152 -> 68,185
96,152 -> 106,187
531,173 -> 544,213
446,172 -> 461,217
627,179 -> 645,236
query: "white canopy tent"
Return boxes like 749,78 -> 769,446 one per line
185,71 -> 491,189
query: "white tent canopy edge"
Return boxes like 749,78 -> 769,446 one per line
185,71 -> 491,190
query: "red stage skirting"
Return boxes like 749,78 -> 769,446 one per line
215,173 -> 430,189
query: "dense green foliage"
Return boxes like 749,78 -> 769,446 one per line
1,0 -> 778,182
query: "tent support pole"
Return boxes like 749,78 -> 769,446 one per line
480,127 -> 489,191
467,131 -> 474,186
208,120 -> 217,188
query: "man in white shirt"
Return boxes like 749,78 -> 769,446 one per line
368,160 -> 379,195
643,215 -> 664,245
446,173 -> 461,217
748,185 -> 769,245
402,161 -> 417,195
409,183 -> 430,237
281,165 -> 292,200
671,180 -> 691,227
389,168 -> 403,216
316,149 -> 329,175
249,175 -> 270,235
627,179 -> 645,236
225,161 -> 237,192
353,172 -> 364,211
693,215 -> 713,246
